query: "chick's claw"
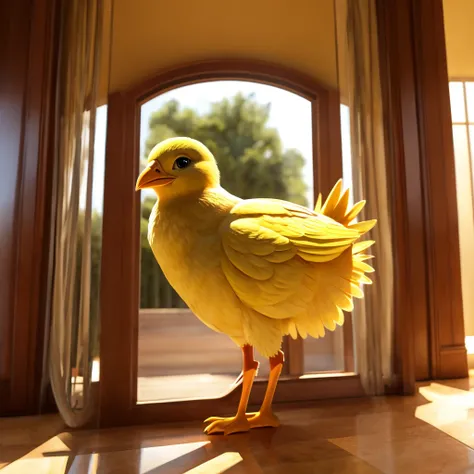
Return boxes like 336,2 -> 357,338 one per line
248,411 -> 280,429
204,413 -> 257,424
203,415 -> 251,435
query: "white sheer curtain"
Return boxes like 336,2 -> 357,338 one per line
336,0 -> 395,394
48,0 -> 109,427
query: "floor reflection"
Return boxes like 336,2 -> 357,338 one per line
182,452 -> 243,474
139,441 -> 209,473
416,382 -> 474,449
5,381 -> 474,473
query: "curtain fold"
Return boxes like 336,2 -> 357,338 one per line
336,0 -> 395,394
48,0 -> 107,427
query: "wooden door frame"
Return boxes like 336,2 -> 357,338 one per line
412,0 -> 467,380
99,59 -> 362,427
376,0 -> 467,388
0,0 -> 59,415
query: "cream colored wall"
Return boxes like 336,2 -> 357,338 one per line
443,0 -> 474,342
108,0 -> 338,93
444,0 -> 474,79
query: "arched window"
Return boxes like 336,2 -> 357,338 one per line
99,60 -> 360,426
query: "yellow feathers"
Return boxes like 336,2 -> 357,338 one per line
138,138 -> 376,358
219,180 -> 376,343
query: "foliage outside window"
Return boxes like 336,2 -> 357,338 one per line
140,92 -> 310,309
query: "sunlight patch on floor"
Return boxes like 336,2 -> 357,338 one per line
183,452 -> 243,474
2,439 -> 210,474
416,382 -> 474,449
1,456 -> 70,474
140,441 -> 210,473
1,435 -> 71,474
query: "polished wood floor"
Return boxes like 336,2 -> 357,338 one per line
2,378 -> 474,473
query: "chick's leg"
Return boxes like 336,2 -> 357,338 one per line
203,344 -> 258,435
248,350 -> 284,429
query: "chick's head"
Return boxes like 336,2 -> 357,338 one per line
135,137 -> 220,199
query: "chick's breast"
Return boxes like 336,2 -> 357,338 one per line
147,192 -> 247,339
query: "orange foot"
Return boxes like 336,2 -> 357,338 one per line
248,411 -> 280,429
203,411 -> 279,434
203,415 -> 251,435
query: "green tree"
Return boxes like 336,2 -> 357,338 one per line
140,92 -> 308,308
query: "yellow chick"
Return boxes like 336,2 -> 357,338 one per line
136,137 -> 376,435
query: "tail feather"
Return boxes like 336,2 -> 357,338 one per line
283,180 -> 377,341
315,179 -> 373,227
353,240 -> 375,254
345,200 -> 367,223
319,179 -> 376,294
352,241 -> 376,287
321,179 -> 344,216
349,219 -> 377,233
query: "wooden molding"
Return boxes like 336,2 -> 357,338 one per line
410,0 -> 467,380
376,0 -> 467,386
130,59 -> 329,104
99,91 -> 139,423
376,0 -> 421,393
438,345 -> 468,379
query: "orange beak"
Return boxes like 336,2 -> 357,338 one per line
135,162 -> 175,190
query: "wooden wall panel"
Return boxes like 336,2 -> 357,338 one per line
0,0 -> 59,415
411,0 -> 467,379
0,0 -> 31,395
376,0 -> 467,385
376,0 -> 421,392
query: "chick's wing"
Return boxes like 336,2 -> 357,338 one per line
218,199 -> 373,338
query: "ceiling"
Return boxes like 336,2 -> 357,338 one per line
107,0 -> 337,93
102,0 -> 474,98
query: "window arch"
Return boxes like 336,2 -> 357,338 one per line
131,59 -> 343,197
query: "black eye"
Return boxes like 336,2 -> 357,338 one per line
173,156 -> 191,169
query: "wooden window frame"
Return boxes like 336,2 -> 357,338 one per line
376,0 -> 467,389
0,0 -> 59,416
98,59 -> 363,427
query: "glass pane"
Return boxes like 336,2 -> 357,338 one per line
449,82 -> 466,123
470,125 -> 474,171
452,125 -> 471,213
341,104 -> 353,204
305,328 -> 345,372
467,83 -> 474,123
71,106 -> 107,407
452,124 -> 474,345
89,105 -> 108,375
138,309 -> 240,402
137,81 -> 315,403
305,103 -> 353,374
453,125 -> 470,170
